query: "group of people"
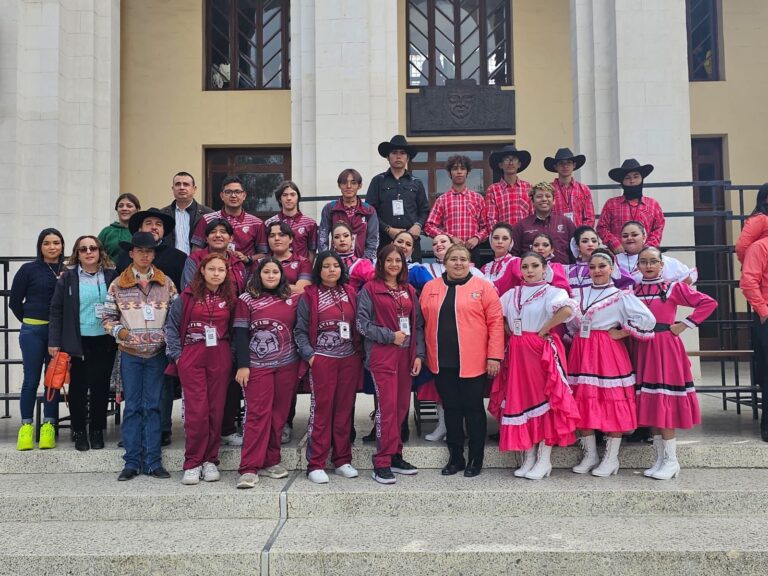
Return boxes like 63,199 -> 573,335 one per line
9,133 -> 733,487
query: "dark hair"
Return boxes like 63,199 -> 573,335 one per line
267,220 -> 295,239
531,231 -> 554,246
589,247 -> 616,267
204,218 -> 234,237
445,154 -> 472,173
375,245 -> 408,286
67,235 -> 114,269
491,222 -> 514,238
638,245 -> 663,260
274,181 -> 301,206
621,220 -> 646,235
331,221 -> 354,245
573,225 -> 599,244
189,253 -> 236,306
245,257 -> 291,300
751,183 -> 768,216
337,168 -> 363,186
173,171 -> 195,186
114,193 -> 141,211
36,228 -> 65,262
221,176 -> 244,191
312,251 -> 349,286
392,230 -> 415,245
520,251 -> 548,268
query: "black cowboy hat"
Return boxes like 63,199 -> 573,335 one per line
544,147 -> 586,173
608,158 -> 654,183
128,207 -> 176,235
489,145 -> 531,173
377,135 -> 418,160
118,231 -> 165,252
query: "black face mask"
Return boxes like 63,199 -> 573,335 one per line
622,183 -> 643,200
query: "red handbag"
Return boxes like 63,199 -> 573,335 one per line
44,351 -> 71,402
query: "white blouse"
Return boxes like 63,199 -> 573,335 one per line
500,283 -> 577,333
568,284 -> 656,338
616,252 -> 698,285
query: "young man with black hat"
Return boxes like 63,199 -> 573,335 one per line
596,159 -> 666,252
103,232 -> 178,481
366,135 -> 430,261
545,147 -> 595,227
484,144 -> 533,230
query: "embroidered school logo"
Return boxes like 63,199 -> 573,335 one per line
218,301 -> 227,308
298,226 -> 306,235
251,330 -> 279,358
470,292 -> 481,299
557,224 -> 565,233
286,298 -> 293,306
242,226 -> 250,233
290,262 -> 298,269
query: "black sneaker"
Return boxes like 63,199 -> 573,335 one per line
391,454 -> 418,475
89,429 -> 105,450
73,430 -> 90,452
372,467 -> 396,484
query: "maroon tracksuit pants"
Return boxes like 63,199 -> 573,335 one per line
370,346 -> 412,468
178,342 -> 231,470
239,362 -> 299,475
306,354 -> 361,472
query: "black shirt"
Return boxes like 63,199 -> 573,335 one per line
366,169 -> 430,246
436,273 -> 472,368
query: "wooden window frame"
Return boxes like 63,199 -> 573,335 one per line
686,0 -> 722,82
406,0 -> 513,88
205,0 -> 291,91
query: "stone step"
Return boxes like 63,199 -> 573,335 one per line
2,434 -> 768,474
267,515 -> 768,576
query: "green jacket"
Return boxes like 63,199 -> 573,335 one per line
98,222 -> 131,264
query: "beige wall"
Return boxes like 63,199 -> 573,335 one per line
120,1 -> 291,209
397,0 -> 573,182
690,0 -> 768,221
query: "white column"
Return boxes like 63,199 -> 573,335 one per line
290,0 -> 399,221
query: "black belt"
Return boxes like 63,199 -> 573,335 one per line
653,323 -> 671,332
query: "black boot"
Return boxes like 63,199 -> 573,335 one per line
400,417 -> 410,444
89,428 -> 105,450
73,430 -> 90,452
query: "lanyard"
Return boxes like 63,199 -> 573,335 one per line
202,292 -> 219,326
325,286 -> 347,322
579,285 -> 616,315
553,180 -> 573,213
515,282 -> 547,313
387,286 -> 407,317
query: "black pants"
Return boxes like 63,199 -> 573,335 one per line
752,317 -> 768,431
69,335 -> 116,432
434,368 -> 487,465
221,379 -> 243,436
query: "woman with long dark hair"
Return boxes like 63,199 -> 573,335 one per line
166,253 -> 237,484
48,236 -> 117,451
10,228 -> 65,450
233,257 -> 301,488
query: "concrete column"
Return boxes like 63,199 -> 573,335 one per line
0,0 -> 120,256
290,0 -> 399,221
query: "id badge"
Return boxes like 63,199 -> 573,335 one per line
143,305 -> 155,321
338,321 -> 351,341
564,212 -> 575,222
205,326 -> 218,347
94,303 -> 105,319
580,320 -> 592,339
399,316 -> 411,335
392,199 -> 405,217
227,242 -> 237,252
512,319 -> 523,336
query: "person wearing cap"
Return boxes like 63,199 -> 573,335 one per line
511,182 -> 576,264
102,232 -> 178,481
545,148 -> 595,227
596,159 -> 666,252
484,144 -> 533,230
424,154 -> 489,264
191,176 -> 268,263
265,181 -> 318,263
366,135 -> 430,261
160,171 -> 213,255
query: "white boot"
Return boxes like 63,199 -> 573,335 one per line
525,442 -> 552,480
425,405 -> 447,442
643,435 -> 663,477
513,446 -> 537,477
572,434 -> 599,474
651,438 -> 680,480
592,436 -> 621,477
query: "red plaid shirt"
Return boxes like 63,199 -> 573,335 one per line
265,211 -> 318,259
424,188 -> 489,243
484,178 -> 532,229
596,195 -> 665,251
551,178 -> 595,227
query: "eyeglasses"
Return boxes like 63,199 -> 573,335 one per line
638,259 -> 661,266
222,189 -> 245,196
78,246 -> 99,253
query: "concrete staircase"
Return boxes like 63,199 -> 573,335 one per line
1,396 -> 767,575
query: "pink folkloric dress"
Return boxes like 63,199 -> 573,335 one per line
491,282 -> 581,451
567,283 -> 656,433
632,279 -> 717,429
615,252 -> 698,286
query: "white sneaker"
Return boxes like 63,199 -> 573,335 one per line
281,424 -> 292,445
335,464 -> 359,478
237,473 -> 259,489
308,469 -> 329,484
181,466 -> 201,485
261,464 -> 289,479
221,433 -> 243,446
202,462 -> 220,482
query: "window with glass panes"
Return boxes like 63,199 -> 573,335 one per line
686,0 -> 721,81
409,146 -> 499,204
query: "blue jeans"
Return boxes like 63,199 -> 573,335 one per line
120,352 -> 165,472
19,323 -> 58,423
